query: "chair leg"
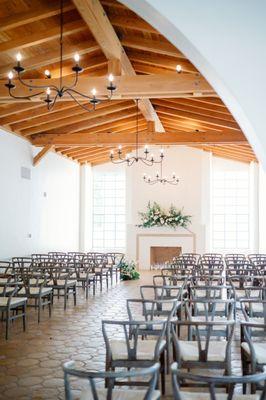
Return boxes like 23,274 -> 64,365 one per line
74,285 -> 77,306
64,289 -> 67,310
85,283 -> 89,299
49,294 -> 52,318
160,351 -> 166,395
38,298 -> 41,323
22,303 -> 26,332
6,309 -> 10,340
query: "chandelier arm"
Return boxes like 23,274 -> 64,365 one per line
67,88 -> 94,101
140,158 -> 154,167
46,93 -> 60,111
110,158 -> 128,165
16,73 -> 58,91
67,91 -> 94,112
8,86 -> 44,100
64,71 -> 79,91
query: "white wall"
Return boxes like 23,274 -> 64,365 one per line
91,146 -> 212,258
120,0 -> 266,168
0,129 -> 80,259
258,165 -> 266,253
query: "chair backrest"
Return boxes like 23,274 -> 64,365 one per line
127,298 -> 180,324
171,320 -> 235,363
241,321 -> 266,343
189,285 -> 234,301
248,254 -> 266,266
185,298 -> 235,321
102,320 -> 166,362
224,253 -> 246,267
64,361 -> 160,400
153,274 -> 188,287
0,261 -> 12,275
140,284 -> 184,302
171,362 -> 266,400
240,299 -> 266,324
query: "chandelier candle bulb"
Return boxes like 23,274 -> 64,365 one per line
176,64 -> 182,73
46,88 -> 51,96
16,53 -> 22,62
91,88 -> 97,96
74,53 -> 80,63
8,71 -> 13,80
44,69 -> 51,78
108,74 -> 114,82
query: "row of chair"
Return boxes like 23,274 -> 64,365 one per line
0,251 -> 124,339
63,266 -> 266,398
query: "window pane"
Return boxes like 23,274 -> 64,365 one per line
92,170 -> 126,251
212,166 -> 249,252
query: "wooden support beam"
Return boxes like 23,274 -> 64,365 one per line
22,103 -> 135,136
33,145 -> 54,166
108,14 -> 157,33
121,36 -> 185,59
0,74 -> 214,101
31,130 -> 247,147
14,100 -> 131,134
0,20 -> 87,54
72,0 -> 165,132
107,59 -> 122,76
0,2 -> 75,31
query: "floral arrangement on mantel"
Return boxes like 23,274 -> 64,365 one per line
137,202 -> 191,229
120,259 -> 140,281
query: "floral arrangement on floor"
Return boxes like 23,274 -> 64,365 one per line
137,201 -> 191,229
120,259 -> 140,281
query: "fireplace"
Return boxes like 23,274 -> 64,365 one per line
150,246 -> 182,266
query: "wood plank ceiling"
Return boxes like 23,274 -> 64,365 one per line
0,0 -> 257,165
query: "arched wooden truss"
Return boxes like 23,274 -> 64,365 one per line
0,0 -> 257,165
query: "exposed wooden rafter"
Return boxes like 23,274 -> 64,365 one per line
72,0 -> 165,132
33,145 -> 54,166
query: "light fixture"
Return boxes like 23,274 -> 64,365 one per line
176,64 -> 182,73
5,0 -> 116,111
110,99 -> 164,167
143,162 -> 179,185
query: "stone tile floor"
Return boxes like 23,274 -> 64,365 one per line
0,272 -> 242,399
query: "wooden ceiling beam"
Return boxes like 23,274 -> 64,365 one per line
155,105 -> 240,131
0,2 -> 75,31
31,107 -> 138,137
128,50 -> 197,73
31,130 -> 247,147
72,0 -> 164,132
0,74 -> 214,101
33,145 -> 54,166
108,14 -> 157,33
162,98 -> 230,115
0,103 -> 43,118
0,20 -> 87,54
0,102 -> 82,127
13,100 -> 130,133
152,99 -> 236,122
0,41 -> 100,78
121,36 -> 185,59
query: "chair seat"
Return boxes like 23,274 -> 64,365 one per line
51,280 -> 77,287
244,303 -> 264,313
241,342 -> 266,364
0,287 -> 14,295
18,287 -> 52,296
80,388 -> 160,400
110,339 -> 166,360
78,273 -> 95,279
179,340 -> 227,361
180,392 -> 259,399
0,277 -> 9,283
0,297 -> 27,307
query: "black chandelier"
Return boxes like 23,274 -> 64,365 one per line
5,0 -> 116,111
110,99 -> 164,166
143,161 -> 179,185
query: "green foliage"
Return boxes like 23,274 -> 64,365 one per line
120,259 -> 140,281
137,201 -> 191,229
